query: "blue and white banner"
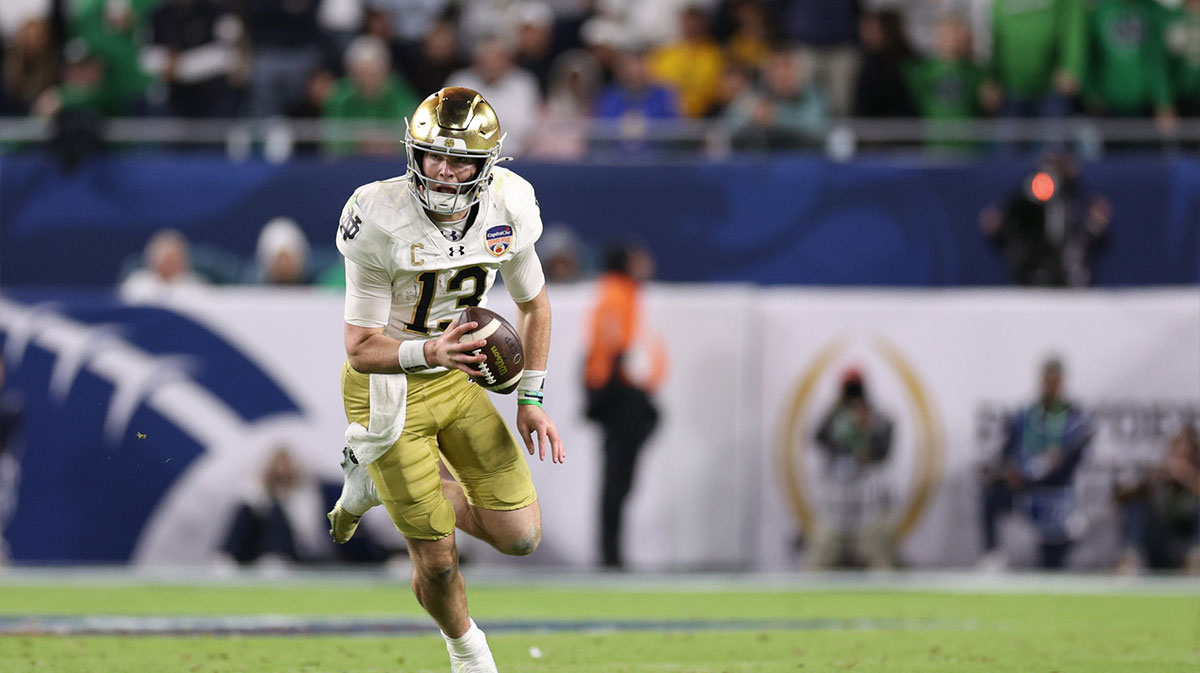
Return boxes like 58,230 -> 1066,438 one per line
755,290 -> 1200,569
1,288 -> 1196,569
0,291 -> 327,563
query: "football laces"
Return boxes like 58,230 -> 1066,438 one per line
471,348 -> 497,384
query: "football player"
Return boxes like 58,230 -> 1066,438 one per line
328,87 -> 564,673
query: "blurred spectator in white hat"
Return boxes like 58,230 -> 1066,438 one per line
255,217 -> 313,285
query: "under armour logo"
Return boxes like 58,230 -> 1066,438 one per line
448,245 -> 466,257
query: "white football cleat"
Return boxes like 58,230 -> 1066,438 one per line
327,446 -> 381,544
445,620 -> 499,673
448,647 -> 499,673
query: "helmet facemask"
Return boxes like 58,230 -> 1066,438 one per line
404,125 -> 506,215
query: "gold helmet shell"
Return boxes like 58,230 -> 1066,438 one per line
408,87 -> 502,152
405,87 -> 507,214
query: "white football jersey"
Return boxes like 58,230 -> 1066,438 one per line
336,166 -> 545,342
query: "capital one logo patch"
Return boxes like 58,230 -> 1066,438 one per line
486,225 -> 513,257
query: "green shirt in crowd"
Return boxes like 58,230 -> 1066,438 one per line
323,76 -> 420,154
69,0 -> 159,114
1086,0 -> 1172,113
324,77 -> 419,122
991,0 -> 1087,101
1164,3 -> 1200,104
906,58 -> 985,119
58,79 -> 122,116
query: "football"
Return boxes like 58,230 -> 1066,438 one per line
457,306 -> 524,394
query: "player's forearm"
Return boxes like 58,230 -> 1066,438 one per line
345,329 -> 405,374
516,288 -> 551,371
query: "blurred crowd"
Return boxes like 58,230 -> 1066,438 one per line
3,0 -> 1199,156
116,217 -> 591,299
117,217 -> 338,301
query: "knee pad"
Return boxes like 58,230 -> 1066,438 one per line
382,495 -> 456,541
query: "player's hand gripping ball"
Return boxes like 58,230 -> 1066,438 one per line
457,307 -> 524,394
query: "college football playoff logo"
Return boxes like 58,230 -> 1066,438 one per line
774,336 -> 945,541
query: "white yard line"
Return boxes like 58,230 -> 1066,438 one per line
0,615 -> 946,637
1,566 -> 1198,595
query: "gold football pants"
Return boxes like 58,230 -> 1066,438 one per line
341,363 -> 537,540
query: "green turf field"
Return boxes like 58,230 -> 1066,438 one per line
1,575 -> 1198,672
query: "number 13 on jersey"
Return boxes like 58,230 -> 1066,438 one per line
403,265 -> 488,335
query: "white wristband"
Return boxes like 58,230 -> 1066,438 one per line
398,339 -> 429,373
518,370 -> 546,406
519,369 -> 546,393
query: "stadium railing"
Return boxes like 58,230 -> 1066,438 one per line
2,117 -> 1198,161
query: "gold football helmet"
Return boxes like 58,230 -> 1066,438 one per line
404,87 -> 506,214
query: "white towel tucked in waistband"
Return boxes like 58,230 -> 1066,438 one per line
344,372 -> 408,465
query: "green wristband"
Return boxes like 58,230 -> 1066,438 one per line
517,399 -> 543,407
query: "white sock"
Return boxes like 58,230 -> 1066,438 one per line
443,619 -> 487,657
